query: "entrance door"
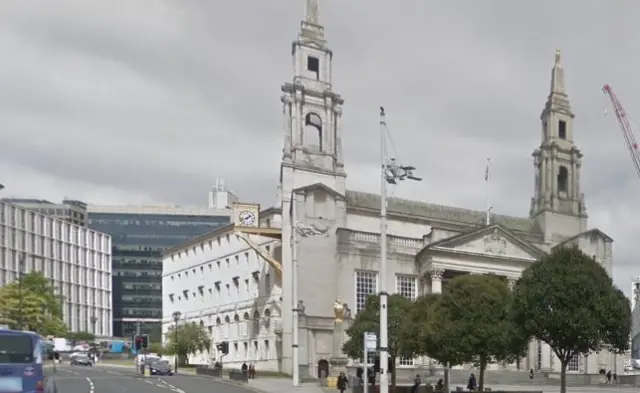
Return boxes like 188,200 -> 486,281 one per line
317,359 -> 329,378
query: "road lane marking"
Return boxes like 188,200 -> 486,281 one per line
86,377 -> 94,393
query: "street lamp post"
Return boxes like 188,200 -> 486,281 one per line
172,311 -> 181,373
378,107 -> 421,393
291,194 -> 332,387
18,254 -> 25,330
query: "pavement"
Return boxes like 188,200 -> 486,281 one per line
60,363 -> 640,393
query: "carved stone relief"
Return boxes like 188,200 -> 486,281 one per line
429,269 -> 444,281
483,229 -> 507,255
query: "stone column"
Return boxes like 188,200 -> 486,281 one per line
507,278 -> 517,291
430,269 -> 444,294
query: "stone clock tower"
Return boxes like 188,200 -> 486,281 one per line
278,0 -> 348,377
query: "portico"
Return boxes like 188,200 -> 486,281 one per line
417,224 -> 543,296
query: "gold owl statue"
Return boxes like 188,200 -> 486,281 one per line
333,298 -> 345,323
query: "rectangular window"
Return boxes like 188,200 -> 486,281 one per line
568,353 -> 579,372
0,334 -> 33,363
307,56 -> 319,80
355,271 -> 378,313
558,120 -> 567,139
397,357 -> 414,367
396,275 -> 417,300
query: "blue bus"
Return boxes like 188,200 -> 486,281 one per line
0,329 -> 57,393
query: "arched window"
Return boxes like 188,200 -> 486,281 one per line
223,316 -> 230,338
216,317 -> 222,339
252,311 -> 260,337
557,166 -> 568,193
304,113 -> 322,151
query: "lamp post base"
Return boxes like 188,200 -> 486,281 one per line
329,356 -> 349,376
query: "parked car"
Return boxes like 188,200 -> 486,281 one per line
71,354 -> 93,366
147,359 -> 172,375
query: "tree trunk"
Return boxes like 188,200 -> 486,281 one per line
444,362 -> 450,393
560,360 -> 567,393
478,355 -> 487,392
391,356 -> 397,393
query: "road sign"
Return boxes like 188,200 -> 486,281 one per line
365,332 -> 377,351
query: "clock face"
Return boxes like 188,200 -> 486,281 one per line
238,211 -> 256,226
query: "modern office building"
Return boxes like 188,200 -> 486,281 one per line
88,184 -> 235,338
2,198 -> 88,227
0,200 -> 112,335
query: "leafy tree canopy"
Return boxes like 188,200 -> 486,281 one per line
0,272 -> 67,336
165,322 -> 211,364
67,332 -> 95,342
343,294 -> 416,392
403,294 -> 440,357
343,294 -> 417,360
512,246 -> 630,393
426,274 -> 528,391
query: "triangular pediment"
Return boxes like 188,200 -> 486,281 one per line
553,228 -> 613,249
422,224 -> 546,261
293,183 -> 345,200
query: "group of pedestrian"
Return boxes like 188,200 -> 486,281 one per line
605,369 -> 617,385
240,362 -> 256,379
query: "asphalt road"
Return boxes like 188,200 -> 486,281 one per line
56,364 -> 255,393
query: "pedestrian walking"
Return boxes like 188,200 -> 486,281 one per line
411,374 -> 422,393
337,371 -> 348,393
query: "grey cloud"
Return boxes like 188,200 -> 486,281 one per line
1,0 -> 639,293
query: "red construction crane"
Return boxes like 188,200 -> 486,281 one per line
602,84 -> 640,180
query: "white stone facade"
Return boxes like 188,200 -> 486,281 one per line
161,5 -> 623,377
0,201 -> 112,336
161,212 -> 282,369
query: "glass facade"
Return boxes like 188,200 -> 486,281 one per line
88,212 -> 229,338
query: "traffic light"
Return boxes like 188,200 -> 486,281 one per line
141,334 -> 149,349
216,341 -> 229,355
134,335 -> 143,351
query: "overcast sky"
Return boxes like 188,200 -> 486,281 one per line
1,1 -> 639,294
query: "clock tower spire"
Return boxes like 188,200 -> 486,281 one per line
530,50 -> 587,241
278,0 -> 347,380
280,0 -> 345,188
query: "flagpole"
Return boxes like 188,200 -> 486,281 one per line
485,158 -> 492,226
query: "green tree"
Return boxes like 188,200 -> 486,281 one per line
165,322 -> 211,365
403,294 -> 439,357
67,332 -> 95,343
512,246 -> 631,393
148,324 -> 163,343
149,342 -> 165,355
426,274 -> 528,391
342,294 -> 416,392
0,272 -> 67,336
